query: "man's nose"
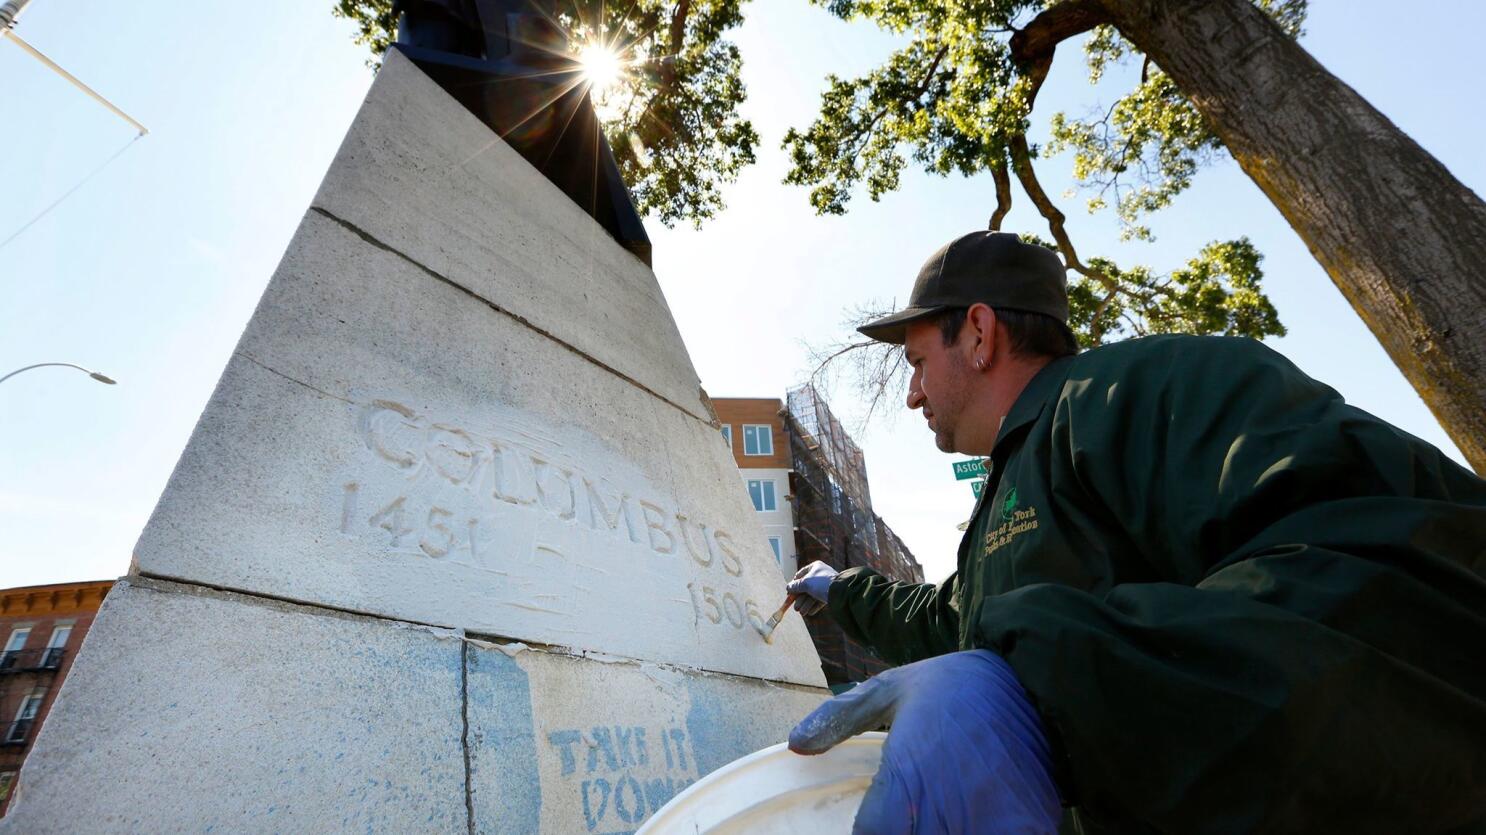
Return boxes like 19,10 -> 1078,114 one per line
907,386 -> 926,410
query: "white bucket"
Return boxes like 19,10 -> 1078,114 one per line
637,732 -> 887,834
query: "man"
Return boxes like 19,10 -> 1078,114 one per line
784,231 -> 1486,834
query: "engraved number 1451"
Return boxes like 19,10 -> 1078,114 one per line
341,483 -> 473,560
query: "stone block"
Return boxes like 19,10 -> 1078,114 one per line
313,49 -> 704,419
0,579 -> 466,833
465,641 -> 829,834
132,210 -> 824,687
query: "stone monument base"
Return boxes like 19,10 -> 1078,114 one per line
2,48 -> 829,832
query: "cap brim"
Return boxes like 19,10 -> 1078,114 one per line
856,306 -> 944,345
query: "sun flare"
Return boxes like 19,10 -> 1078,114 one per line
578,44 -> 624,95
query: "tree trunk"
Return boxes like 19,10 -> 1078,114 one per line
1100,0 -> 1486,474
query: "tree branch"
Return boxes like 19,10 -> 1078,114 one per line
1009,0 -> 1109,71
1010,134 -> 1102,283
1008,142 -> 1075,262
1089,283 -> 1121,342
989,159 -> 1013,230
662,0 -> 692,88
1005,1 -> 1122,339
627,0 -> 695,132
834,44 -> 951,184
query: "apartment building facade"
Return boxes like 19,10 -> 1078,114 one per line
713,386 -> 924,687
0,580 -> 114,816
714,397 -> 799,581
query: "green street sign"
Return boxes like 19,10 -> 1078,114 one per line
971,479 -> 986,498
952,459 -> 987,480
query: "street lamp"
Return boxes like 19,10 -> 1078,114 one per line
0,363 -> 117,386
1,0 -> 148,136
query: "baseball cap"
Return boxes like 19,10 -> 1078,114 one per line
857,232 -> 1069,344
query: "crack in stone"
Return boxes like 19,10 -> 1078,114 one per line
309,205 -> 711,426
235,350 -> 354,405
131,573 -> 827,692
461,641 -> 476,835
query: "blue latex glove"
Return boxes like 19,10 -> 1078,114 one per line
786,560 -> 838,615
789,650 -> 1061,835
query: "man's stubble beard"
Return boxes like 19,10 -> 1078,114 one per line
930,350 -> 974,454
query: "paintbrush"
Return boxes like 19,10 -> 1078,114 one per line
757,594 -> 797,643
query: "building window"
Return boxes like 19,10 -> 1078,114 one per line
747,479 -> 777,512
0,771 -> 14,803
742,424 -> 773,456
720,424 -> 731,447
1,627 -> 30,671
3,628 -> 30,654
6,693 -> 44,744
46,625 -> 71,648
768,536 -> 784,565
43,625 -> 72,669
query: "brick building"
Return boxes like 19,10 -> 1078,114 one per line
0,580 -> 113,816
713,385 -> 923,687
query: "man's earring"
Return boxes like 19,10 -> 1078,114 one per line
974,357 -> 986,371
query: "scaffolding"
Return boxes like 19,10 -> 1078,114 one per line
783,384 -> 924,684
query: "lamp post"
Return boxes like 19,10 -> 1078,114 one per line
1,0 -> 148,135
0,363 -> 117,386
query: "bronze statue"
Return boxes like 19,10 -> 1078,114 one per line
392,0 -> 651,264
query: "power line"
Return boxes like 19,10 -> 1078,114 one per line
0,1 -> 151,254
0,133 -> 142,254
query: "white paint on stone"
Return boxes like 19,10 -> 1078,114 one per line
0,579 -> 467,833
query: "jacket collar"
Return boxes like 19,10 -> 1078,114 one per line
957,354 -> 1076,535
991,354 -> 1075,456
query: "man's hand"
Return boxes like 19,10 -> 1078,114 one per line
786,560 -> 838,615
789,650 -> 1061,835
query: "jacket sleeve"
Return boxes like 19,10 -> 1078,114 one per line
827,566 -> 961,666
977,339 -> 1486,832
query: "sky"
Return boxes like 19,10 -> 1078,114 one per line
2,0 -> 1482,589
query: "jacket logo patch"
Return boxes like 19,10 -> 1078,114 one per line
985,486 -> 1039,557
1001,487 -> 1019,522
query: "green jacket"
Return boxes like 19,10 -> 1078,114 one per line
828,335 -> 1486,834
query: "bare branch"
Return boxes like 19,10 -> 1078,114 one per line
805,302 -> 913,429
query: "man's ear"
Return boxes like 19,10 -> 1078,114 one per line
965,303 -> 998,368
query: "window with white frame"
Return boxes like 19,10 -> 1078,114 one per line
742,424 -> 773,456
720,424 -> 732,447
747,479 -> 777,512
767,536 -> 784,565
7,692 -> 44,743
45,624 -> 70,648
0,771 -> 15,803
1,627 -> 30,671
3,628 -> 30,655
43,624 -> 72,669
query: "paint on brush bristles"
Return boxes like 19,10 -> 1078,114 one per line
757,594 -> 796,643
